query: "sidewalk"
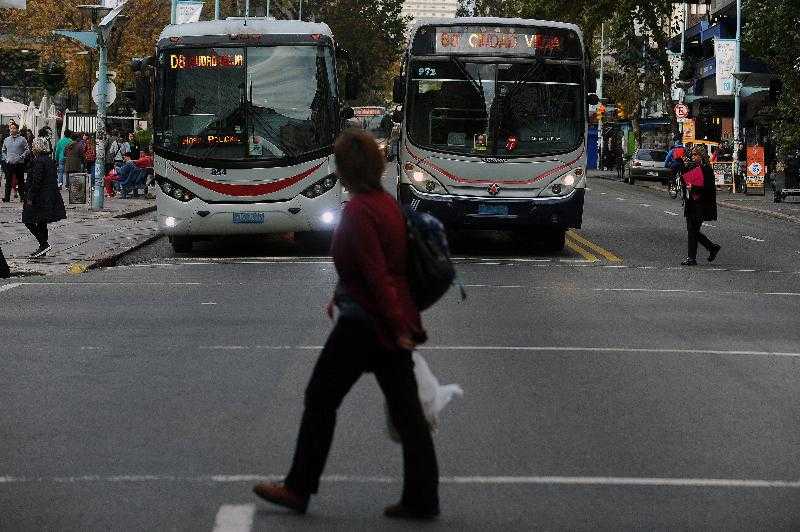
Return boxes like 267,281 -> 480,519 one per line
587,170 -> 800,225
0,189 -> 158,276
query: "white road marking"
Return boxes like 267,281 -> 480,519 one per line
616,197 -> 626,201
704,223 -> 717,228
201,302 -> 217,305
600,192 -> 607,195
639,203 -> 652,207
734,269 -> 756,272
463,284 -> 525,288
0,283 -> 21,293
212,504 -> 255,532
742,235 -> 765,242
664,211 -> 679,216
1,474 -> 797,490
193,345 -> 800,359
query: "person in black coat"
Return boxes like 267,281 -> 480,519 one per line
23,137 -> 66,258
681,144 -> 720,266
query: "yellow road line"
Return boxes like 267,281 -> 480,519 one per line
565,239 -> 598,262
567,230 -> 623,263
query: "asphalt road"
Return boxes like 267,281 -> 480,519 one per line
2,174 -> 799,531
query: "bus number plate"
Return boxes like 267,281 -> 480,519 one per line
233,212 -> 265,224
478,204 -> 509,216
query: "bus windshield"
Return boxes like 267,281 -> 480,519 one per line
406,58 -> 583,158
154,45 -> 337,162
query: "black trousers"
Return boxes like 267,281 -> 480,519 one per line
25,222 -> 48,247
686,210 -> 714,260
3,163 -> 25,201
284,317 -> 439,512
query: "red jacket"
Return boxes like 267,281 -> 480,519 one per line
331,190 -> 426,349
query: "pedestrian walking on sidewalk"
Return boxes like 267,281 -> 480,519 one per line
2,122 -> 29,202
252,129 -> 440,520
54,129 -> 72,189
23,137 -> 65,258
0,245 -> 10,278
681,145 -> 720,266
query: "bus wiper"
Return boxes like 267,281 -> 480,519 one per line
246,80 -> 300,162
502,59 -> 542,106
450,57 -> 487,116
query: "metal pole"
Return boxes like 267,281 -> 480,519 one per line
215,0 -> 220,19
170,0 -> 177,24
299,0 -> 302,20
245,0 -> 249,17
266,0 -> 270,17
734,0 -> 742,189
92,34 -> 107,210
598,23 -> 604,170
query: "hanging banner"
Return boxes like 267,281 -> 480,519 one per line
746,145 -> 765,188
682,118 -> 696,145
176,1 -> 203,24
715,39 -> 738,96
0,0 -> 26,8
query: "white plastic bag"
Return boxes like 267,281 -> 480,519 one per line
386,351 -> 463,443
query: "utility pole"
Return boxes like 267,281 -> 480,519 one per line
299,0 -> 302,20
171,0 -> 176,24
598,23 -> 604,170
215,0 -> 220,20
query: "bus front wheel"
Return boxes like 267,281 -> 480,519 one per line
170,236 -> 193,253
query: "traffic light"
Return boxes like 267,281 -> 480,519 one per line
616,104 -> 626,119
596,103 -> 606,122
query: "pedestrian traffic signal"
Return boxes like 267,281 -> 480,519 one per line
596,103 -> 606,122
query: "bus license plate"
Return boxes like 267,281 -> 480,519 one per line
233,212 -> 265,224
478,204 -> 509,216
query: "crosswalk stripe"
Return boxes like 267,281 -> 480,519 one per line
212,504 -> 255,532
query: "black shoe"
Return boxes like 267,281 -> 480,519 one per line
708,244 -> 721,262
252,482 -> 309,514
384,502 -> 440,520
30,244 -> 52,258
680,258 -> 697,266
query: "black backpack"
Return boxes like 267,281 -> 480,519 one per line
403,206 -> 465,311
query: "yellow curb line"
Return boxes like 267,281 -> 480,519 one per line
567,230 -> 623,263
565,238 -> 599,262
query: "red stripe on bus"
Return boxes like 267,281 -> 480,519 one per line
405,143 -> 584,185
170,162 -> 324,196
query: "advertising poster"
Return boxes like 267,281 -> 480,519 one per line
682,118 -> 696,145
746,145 -> 766,188
713,162 -> 735,186
715,39 -> 738,96
176,1 -> 203,24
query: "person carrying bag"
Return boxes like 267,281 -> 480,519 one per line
681,145 -> 721,266
252,129 -> 440,520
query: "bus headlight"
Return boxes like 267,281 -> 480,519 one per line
157,177 -> 195,202
402,162 -> 447,195
562,173 -> 576,187
301,174 -> 338,199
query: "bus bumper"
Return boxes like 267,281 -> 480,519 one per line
156,188 -> 343,236
398,185 -> 584,229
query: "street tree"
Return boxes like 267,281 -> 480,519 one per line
744,0 -> 800,153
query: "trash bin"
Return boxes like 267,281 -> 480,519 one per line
68,172 -> 89,204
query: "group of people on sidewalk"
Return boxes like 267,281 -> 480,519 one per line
0,129 -> 66,277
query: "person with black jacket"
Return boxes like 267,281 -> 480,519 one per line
23,137 -> 66,258
681,145 -> 721,266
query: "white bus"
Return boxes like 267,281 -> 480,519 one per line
150,19 -> 348,252
393,18 -> 592,251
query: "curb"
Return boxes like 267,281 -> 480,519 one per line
588,172 -> 800,225
86,232 -> 163,270
113,204 -> 157,220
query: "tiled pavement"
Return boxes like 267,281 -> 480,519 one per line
0,189 -> 158,276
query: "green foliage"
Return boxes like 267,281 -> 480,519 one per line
744,0 -> 800,153
0,48 -> 39,86
134,128 -> 152,149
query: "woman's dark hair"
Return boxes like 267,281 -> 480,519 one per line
333,128 -> 384,193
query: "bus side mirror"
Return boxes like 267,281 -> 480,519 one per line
131,57 -> 152,113
340,106 -> 354,120
344,75 -> 360,101
392,76 -> 405,104
587,93 -> 600,106
391,107 -> 403,123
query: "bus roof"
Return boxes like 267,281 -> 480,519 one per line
408,16 -> 583,41
158,18 -> 333,42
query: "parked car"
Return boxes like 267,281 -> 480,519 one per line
625,148 -> 671,185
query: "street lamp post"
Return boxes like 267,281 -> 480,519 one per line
598,23 -> 604,170
733,0 -> 742,186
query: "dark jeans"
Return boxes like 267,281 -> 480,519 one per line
285,317 -> 439,512
25,222 -> 48,247
686,209 -> 714,260
3,163 -> 25,201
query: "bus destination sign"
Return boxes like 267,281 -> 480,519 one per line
435,28 -> 562,56
170,53 -> 244,70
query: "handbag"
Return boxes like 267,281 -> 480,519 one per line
682,165 -> 704,188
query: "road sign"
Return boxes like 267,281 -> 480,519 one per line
92,80 -> 117,106
674,103 -> 689,119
